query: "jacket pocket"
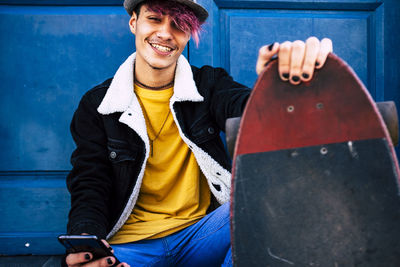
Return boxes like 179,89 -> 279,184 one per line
189,115 -> 220,144
107,138 -> 138,165
107,138 -> 141,221
107,138 -> 140,200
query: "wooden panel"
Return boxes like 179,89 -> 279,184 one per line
0,6 -> 135,171
0,255 -> 62,266
0,171 -> 69,255
220,9 -> 380,97
193,0 -> 384,96
384,0 -> 400,107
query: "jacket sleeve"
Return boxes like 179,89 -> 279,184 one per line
66,90 -> 112,240
209,67 -> 251,131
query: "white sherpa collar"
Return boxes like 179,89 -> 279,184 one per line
97,52 -> 203,115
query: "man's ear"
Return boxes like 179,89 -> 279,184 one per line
129,14 -> 137,35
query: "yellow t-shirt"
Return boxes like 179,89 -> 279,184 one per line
109,84 -> 211,244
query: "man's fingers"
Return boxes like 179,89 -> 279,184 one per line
256,42 -> 279,75
301,37 -> 320,82
65,250 -> 121,267
82,257 -> 116,267
278,41 -> 292,81
101,239 -> 114,253
315,38 -> 333,69
66,252 -> 92,266
259,37 -> 332,83
289,40 -> 305,85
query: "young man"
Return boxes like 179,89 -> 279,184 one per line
65,0 -> 332,266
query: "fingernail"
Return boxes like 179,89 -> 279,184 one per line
85,253 -> 91,260
292,76 -> 300,82
107,258 -> 113,265
302,73 -> 309,79
268,43 -> 274,51
315,61 -> 320,67
282,73 -> 289,79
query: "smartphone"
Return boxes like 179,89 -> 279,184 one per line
58,234 -> 120,265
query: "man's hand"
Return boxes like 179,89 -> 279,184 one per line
256,37 -> 333,85
65,239 -> 129,267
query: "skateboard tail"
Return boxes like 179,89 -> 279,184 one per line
233,138 -> 400,266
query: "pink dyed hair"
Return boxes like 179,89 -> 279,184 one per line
136,0 -> 203,46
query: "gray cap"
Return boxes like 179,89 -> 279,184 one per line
124,0 -> 209,23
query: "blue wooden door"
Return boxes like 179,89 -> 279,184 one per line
1,0 -> 399,255
0,0 -> 136,255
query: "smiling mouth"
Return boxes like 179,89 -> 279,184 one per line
149,42 -> 174,53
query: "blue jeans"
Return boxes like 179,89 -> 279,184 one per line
112,202 -> 232,267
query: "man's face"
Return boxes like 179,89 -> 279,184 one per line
129,5 -> 191,71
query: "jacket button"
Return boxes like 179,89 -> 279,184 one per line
208,127 -> 215,134
110,151 -> 117,159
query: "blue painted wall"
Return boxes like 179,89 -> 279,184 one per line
0,3 -> 136,255
0,0 -> 399,255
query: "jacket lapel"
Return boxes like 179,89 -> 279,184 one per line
172,55 -> 204,103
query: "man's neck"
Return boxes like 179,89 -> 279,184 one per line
134,57 -> 176,90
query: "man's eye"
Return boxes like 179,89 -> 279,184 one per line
149,17 -> 161,22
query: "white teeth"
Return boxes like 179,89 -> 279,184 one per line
150,43 -> 172,52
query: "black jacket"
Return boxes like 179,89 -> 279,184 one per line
67,54 -> 250,240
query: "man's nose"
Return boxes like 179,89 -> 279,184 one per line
156,21 -> 173,40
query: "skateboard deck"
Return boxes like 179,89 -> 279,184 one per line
231,54 -> 400,266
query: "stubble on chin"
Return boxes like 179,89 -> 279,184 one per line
147,59 -> 177,71
150,65 -> 164,70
